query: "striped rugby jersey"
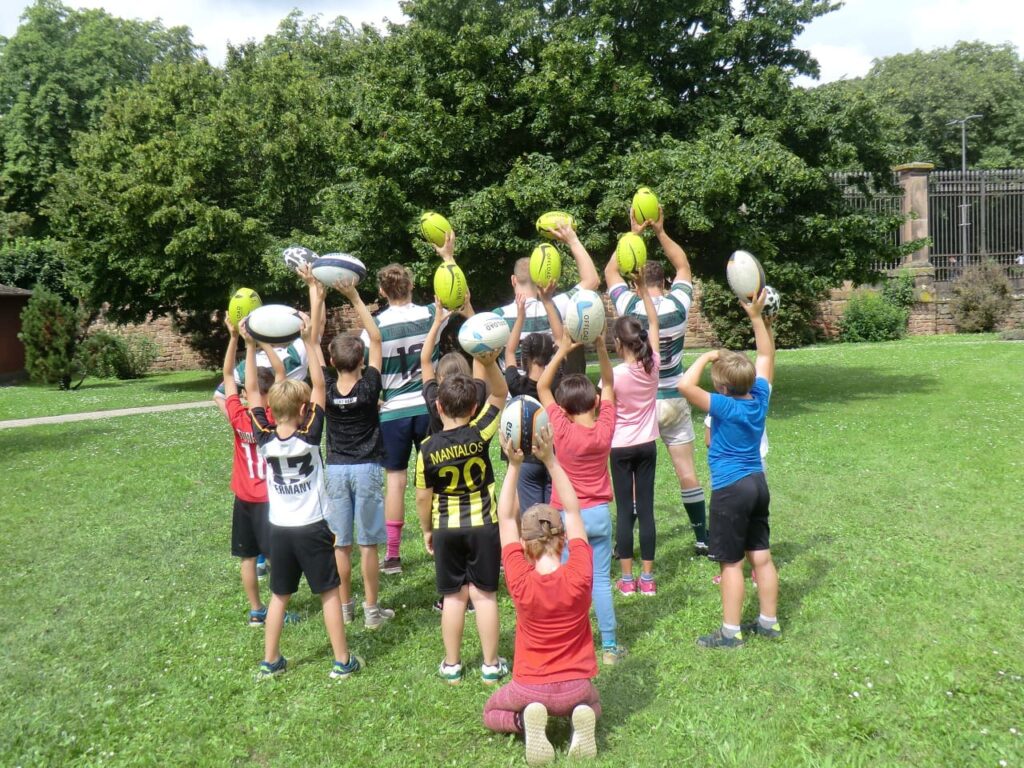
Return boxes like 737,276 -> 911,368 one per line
214,339 -> 309,398
415,403 -> 501,529
492,286 -> 579,365
360,302 -> 439,423
610,281 -> 693,397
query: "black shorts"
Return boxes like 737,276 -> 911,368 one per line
433,525 -> 501,594
268,520 -> 341,596
231,497 -> 270,559
380,414 -> 431,471
708,472 -> 771,564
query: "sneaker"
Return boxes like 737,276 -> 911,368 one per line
741,620 -> 782,639
712,574 -> 722,586
523,702 -> 555,766
602,645 -> 628,665
439,660 -> 463,685
342,600 -> 355,625
615,578 -> 636,597
432,597 -> 444,613
481,657 -> 509,685
329,654 -> 364,679
751,569 -> 758,588
257,655 -> 287,678
694,541 -> 709,557
363,602 -> 395,630
638,576 -> 657,596
567,704 -> 598,759
256,554 -> 269,578
249,607 -> 267,626
380,557 -> 402,575
467,599 -> 476,614
696,628 -> 745,649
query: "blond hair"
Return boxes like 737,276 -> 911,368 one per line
436,351 -> 470,382
710,350 -> 755,396
267,379 -> 311,422
513,256 -> 532,286
377,263 -> 413,301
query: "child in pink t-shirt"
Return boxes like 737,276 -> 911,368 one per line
606,268 -> 661,596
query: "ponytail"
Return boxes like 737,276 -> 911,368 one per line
522,332 -> 555,371
613,316 -> 655,374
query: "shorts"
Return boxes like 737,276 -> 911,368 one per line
231,497 -> 269,559
325,463 -> 386,547
708,472 -> 771,564
380,414 -> 430,471
657,396 -> 695,446
268,520 -> 341,596
433,525 -> 501,594
517,461 -> 552,513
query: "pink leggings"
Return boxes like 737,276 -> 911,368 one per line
483,678 -> 601,733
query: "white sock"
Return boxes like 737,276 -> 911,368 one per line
759,615 -> 777,627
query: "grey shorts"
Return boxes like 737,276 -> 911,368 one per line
324,463 -> 386,547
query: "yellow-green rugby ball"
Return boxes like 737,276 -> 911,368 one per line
434,263 -> 468,310
228,288 -> 262,327
631,187 -> 660,224
420,211 -> 453,248
535,211 -> 575,240
529,243 -> 561,288
616,233 -> 647,275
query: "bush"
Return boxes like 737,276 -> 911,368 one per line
18,287 -> 83,388
950,260 -> 1013,333
839,290 -> 908,342
120,335 -> 160,378
882,270 -> 916,309
999,328 -> 1024,341
0,237 -> 74,301
77,332 -> 159,379
700,274 -> 826,350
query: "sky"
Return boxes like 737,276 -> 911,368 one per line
1,0 -> 1023,84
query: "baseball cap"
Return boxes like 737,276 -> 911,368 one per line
521,505 -> 563,541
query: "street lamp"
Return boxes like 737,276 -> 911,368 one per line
947,114 -> 982,260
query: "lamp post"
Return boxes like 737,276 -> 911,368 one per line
947,114 -> 982,260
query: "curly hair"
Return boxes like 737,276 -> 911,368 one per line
377,263 -> 413,301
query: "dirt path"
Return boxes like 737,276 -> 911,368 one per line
0,400 -> 215,430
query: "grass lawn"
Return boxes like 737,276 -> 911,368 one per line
2,335 -> 1022,767
0,371 -> 220,421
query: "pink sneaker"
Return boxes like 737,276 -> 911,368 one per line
712,574 -> 722,585
751,569 -> 758,588
615,578 -> 636,597
638,577 -> 657,596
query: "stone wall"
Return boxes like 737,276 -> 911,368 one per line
89,312 -> 205,371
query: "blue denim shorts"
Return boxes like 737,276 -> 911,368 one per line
324,463 -> 386,547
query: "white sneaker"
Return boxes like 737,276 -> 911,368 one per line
341,600 -> 355,625
567,704 -> 597,759
363,602 -> 395,630
523,702 -> 554,766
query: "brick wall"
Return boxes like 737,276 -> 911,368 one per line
89,311 -> 205,371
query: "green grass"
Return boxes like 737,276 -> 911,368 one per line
2,335 -> 1023,767
0,370 -> 219,421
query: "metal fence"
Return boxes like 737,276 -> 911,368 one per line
829,172 -> 904,272
928,169 -> 1024,282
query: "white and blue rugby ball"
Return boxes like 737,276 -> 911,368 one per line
501,395 -> 550,456
312,253 -> 367,287
283,245 -> 318,272
245,304 -> 303,345
564,289 -> 606,344
458,312 -> 510,358
726,250 -> 766,301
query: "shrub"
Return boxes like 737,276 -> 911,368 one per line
78,332 -> 130,379
18,287 -> 83,388
120,335 -> 160,378
839,290 -> 908,342
999,328 -> 1024,341
950,260 -> 1013,333
882,270 -> 916,309
700,274 -> 825,350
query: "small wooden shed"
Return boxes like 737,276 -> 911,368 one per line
0,284 -> 33,381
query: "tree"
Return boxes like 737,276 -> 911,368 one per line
18,285 -> 82,388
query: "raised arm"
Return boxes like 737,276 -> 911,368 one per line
496,434 -> 525,548
604,250 -> 626,291
538,280 -> 563,340
534,426 -> 586,542
505,293 -> 527,370
336,278 -> 381,371
299,312 -> 325,408
241,321 -> 262,410
421,298 -> 447,384
298,263 -> 327,370
635,271 -> 660,362
433,227 -> 456,264
479,350 -> 508,409
650,206 -> 692,284
678,350 -> 717,412
595,330 -> 614,404
551,222 -> 599,291
259,341 -> 287,383
222,318 -> 240,399
743,288 -> 775,384
538,330 -> 579,408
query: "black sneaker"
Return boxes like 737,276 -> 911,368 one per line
330,655 -> 364,679
694,541 -> 709,557
696,628 -> 744,649
257,655 -> 287,678
741,620 -> 782,639
380,557 -> 402,575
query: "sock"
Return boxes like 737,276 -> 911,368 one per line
620,574 -> 634,582
681,488 -> 707,543
758,614 -> 778,629
640,572 -> 655,582
385,521 -> 403,560
722,623 -> 741,639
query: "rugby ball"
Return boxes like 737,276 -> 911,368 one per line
726,250 -> 766,301
282,245 -> 318,272
501,395 -> 550,456
536,211 -> 575,240
227,288 -> 262,328
631,187 -> 660,224
529,243 -> 561,288
312,253 -> 366,287
434,263 -> 468,310
458,311 -> 511,358
245,304 -> 303,345
564,289 -> 606,344
420,211 -> 453,247
763,285 -> 781,318
616,233 -> 647,275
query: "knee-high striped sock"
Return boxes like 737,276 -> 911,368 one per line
385,521 -> 403,561
681,488 -> 707,543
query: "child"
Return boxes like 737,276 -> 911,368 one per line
219,316 -> 289,625
421,298 -> 486,438
415,350 -> 509,684
246,277 -> 362,679
317,271 -> 394,630
537,330 -> 625,664
678,289 -> 779,648
504,286 -> 563,510
604,266 -> 661,596
486,426 -> 599,766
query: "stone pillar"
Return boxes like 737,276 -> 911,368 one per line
894,162 -> 936,293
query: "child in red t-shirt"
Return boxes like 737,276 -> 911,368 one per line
220,317 -> 285,626
537,330 -> 624,665
487,426 -> 599,766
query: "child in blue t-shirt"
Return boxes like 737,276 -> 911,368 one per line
678,289 -> 779,648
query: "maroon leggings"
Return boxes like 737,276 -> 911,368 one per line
483,678 -> 601,733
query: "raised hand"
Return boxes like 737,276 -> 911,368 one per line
532,424 -> 555,466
